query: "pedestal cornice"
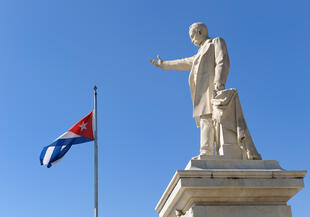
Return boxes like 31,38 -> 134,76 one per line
155,160 -> 306,217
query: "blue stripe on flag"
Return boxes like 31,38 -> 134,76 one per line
40,146 -> 48,165
40,136 -> 92,168
53,136 -> 92,147
48,145 -> 72,168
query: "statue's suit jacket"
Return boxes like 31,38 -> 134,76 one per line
162,37 -> 230,126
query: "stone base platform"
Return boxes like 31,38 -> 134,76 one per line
155,160 -> 306,217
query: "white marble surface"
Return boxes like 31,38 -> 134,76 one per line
149,23 -> 261,159
185,159 -> 282,170
155,159 -> 306,217
184,205 -> 292,217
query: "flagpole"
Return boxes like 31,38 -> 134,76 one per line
94,85 -> 98,217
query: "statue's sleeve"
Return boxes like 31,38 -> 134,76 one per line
213,37 -> 230,85
161,56 -> 195,71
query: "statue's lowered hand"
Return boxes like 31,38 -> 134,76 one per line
148,55 -> 163,68
215,83 -> 225,91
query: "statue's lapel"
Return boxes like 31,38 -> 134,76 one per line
189,39 -> 212,101
198,38 -> 212,56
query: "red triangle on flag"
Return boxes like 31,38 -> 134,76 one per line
68,111 -> 94,140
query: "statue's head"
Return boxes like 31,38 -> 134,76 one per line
189,22 -> 208,47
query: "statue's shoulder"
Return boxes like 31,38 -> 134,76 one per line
211,37 -> 226,44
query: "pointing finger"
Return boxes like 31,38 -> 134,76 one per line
148,58 -> 155,64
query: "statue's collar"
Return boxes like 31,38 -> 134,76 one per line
199,38 -> 212,47
198,38 -> 212,52
206,38 -> 212,43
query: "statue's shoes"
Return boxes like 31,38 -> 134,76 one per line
192,153 -> 215,160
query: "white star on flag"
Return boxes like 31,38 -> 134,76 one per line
79,122 -> 87,131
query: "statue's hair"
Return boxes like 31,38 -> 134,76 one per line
189,22 -> 208,37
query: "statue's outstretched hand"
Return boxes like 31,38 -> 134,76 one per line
148,55 -> 163,68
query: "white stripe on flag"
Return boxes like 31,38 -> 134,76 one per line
43,146 -> 55,165
55,131 -> 80,140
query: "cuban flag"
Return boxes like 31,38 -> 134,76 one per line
40,111 -> 94,168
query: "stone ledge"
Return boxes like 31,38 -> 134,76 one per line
185,159 -> 283,170
155,161 -> 306,217
184,205 -> 293,217
176,170 -> 306,179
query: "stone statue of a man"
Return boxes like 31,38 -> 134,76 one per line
149,22 -> 261,160
150,22 -> 229,156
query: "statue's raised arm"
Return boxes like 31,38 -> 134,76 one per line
149,55 -> 194,71
148,55 -> 163,68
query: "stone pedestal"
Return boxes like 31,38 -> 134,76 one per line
155,159 -> 306,217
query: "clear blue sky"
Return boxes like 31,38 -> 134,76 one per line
0,0 -> 309,217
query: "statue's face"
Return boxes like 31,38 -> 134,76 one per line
189,27 -> 207,47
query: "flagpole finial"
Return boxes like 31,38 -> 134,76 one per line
94,86 -> 97,95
